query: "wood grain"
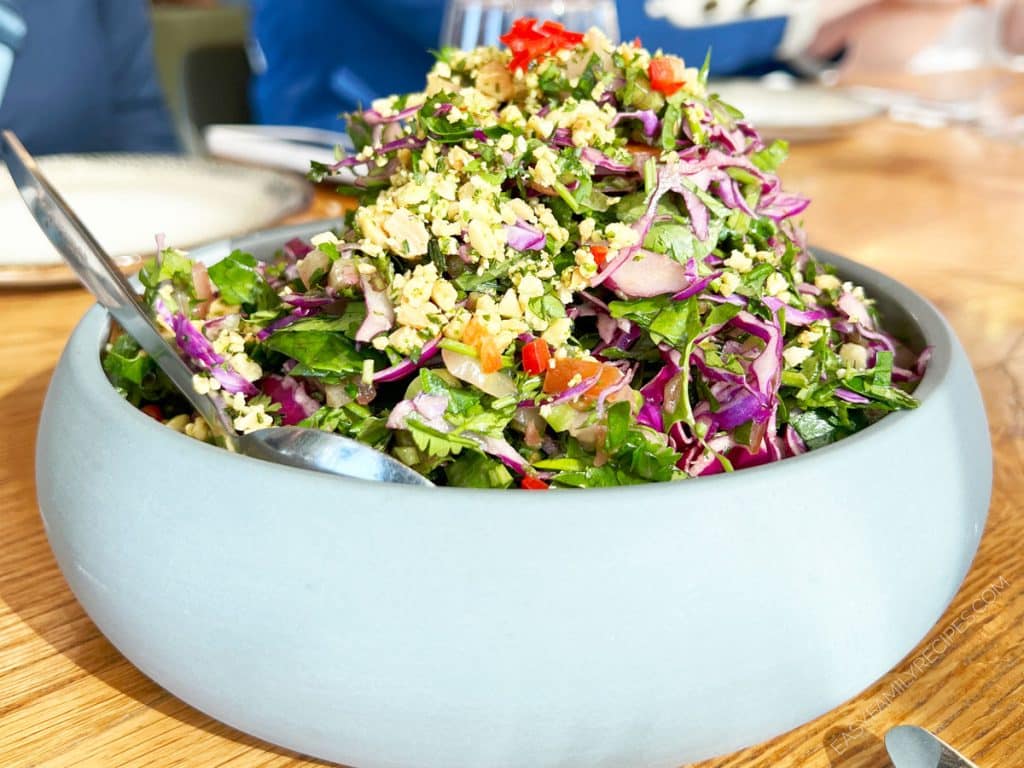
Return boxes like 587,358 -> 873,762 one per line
1,120 -> 1022,767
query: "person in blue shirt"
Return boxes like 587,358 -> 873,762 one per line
0,0 -> 178,155
249,0 -> 444,130
249,0 -> 815,131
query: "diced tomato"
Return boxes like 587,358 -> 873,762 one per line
589,244 -> 608,267
543,358 -> 622,400
462,316 -> 504,373
648,56 -> 687,96
461,316 -> 487,346
521,338 -> 551,376
478,335 -> 502,374
521,476 -> 550,490
141,404 -> 163,421
633,36 -> 643,48
500,17 -> 585,72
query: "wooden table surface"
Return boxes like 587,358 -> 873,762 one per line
1,119 -> 1021,767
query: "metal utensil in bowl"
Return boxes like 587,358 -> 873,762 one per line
1,130 -> 431,487
885,725 -> 982,768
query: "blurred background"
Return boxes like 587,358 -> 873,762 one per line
1,0 -> 1022,283
1,0 -> 1021,157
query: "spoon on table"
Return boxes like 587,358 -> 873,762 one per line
0,130 -> 431,487
885,725 -> 983,768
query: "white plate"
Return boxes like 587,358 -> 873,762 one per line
203,124 -> 358,184
710,78 -> 884,141
0,154 -> 310,286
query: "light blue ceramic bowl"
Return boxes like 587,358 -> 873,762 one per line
36,233 -> 991,768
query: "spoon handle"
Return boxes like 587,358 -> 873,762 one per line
0,130 -> 238,449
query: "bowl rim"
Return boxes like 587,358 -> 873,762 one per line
70,248 -> 954,495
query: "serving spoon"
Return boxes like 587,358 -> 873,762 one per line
885,725 -> 982,768
1,130 -> 431,486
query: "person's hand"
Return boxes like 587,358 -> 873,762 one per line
807,0 -> 994,67
1002,1 -> 1024,54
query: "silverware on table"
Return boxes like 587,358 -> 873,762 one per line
0,129 -> 431,487
885,725 -> 983,768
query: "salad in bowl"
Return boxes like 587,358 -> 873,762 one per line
104,19 -> 926,489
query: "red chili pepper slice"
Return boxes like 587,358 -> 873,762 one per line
500,17 -> 585,72
141,404 -> 163,421
521,476 -> 550,490
521,338 -> 551,376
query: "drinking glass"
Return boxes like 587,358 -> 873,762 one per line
440,0 -> 619,50
0,1 -> 26,110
